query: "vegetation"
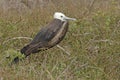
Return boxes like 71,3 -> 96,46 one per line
0,0 -> 120,80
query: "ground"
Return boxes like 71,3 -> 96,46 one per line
0,0 -> 120,80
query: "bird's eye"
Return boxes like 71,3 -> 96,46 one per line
61,16 -> 63,18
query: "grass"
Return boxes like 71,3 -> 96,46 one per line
0,0 -> 120,80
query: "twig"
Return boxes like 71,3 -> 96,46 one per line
88,66 -> 112,80
45,69 -> 55,80
110,20 -> 120,39
3,37 -> 70,55
3,37 -> 32,45
82,0 -> 96,17
56,57 -> 77,80
88,0 -> 96,12
56,45 -> 70,55
93,39 -> 111,43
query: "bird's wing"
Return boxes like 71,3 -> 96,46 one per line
21,20 -> 66,55
30,19 -> 64,45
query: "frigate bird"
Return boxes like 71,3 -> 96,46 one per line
13,12 -> 76,63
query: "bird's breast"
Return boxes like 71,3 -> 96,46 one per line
47,21 -> 69,47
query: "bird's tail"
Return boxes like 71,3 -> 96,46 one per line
11,56 -> 20,64
20,45 -> 30,55
11,45 -> 30,64
11,44 -> 43,64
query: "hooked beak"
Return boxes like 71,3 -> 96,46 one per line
65,16 -> 76,21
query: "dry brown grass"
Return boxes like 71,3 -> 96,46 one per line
0,0 -> 120,80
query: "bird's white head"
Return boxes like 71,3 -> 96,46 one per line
54,12 -> 76,21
